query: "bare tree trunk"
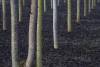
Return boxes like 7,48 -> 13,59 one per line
88,0 -> 91,12
92,0 -> 94,9
67,0 -> 72,32
10,0 -> 20,67
84,0 -> 88,16
19,0 -> 23,22
51,0 -> 53,9
53,0 -> 58,49
93,0 -> 97,9
2,0 -> 7,30
25,0 -> 37,67
44,0 -> 46,12
36,0 -> 43,67
23,0 -> 25,7
76,0 -> 80,23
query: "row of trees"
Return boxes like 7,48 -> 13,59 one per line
53,0 -> 98,49
1,0 -> 98,67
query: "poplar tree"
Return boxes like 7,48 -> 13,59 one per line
19,0 -> 23,22
10,0 -> 20,67
93,0 -> 97,9
88,0 -> 91,12
25,0 -> 37,67
51,0 -> 53,9
36,0 -> 43,67
2,0 -> 7,30
53,0 -> 58,49
76,0 -> 80,23
92,0 -> 94,9
67,0 -> 72,32
23,0 -> 25,6
84,0 -> 88,16
44,0 -> 46,12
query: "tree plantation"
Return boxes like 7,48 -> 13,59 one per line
1,0 -> 100,67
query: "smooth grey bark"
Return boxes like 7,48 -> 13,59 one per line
84,0 -> 88,16
88,0 -> 91,12
44,0 -> 46,12
2,0 -> 7,30
53,0 -> 58,49
92,0 -> 94,9
19,0 -> 23,22
25,0 -> 36,67
76,0 -> 80,23
51,0 -> 53,9
67,0 -> 72,32
10,0 -> 20,67
36,0 -> 43,67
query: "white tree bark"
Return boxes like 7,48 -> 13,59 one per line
2,0 -> 7,30
53,0 -> 58,49
67,0 -> 72,32
25,0 -> 36,67
10,0 -> 20,67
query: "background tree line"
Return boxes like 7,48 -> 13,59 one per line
0,0 -> 98,67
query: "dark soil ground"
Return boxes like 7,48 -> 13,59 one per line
0,0 -> 100,67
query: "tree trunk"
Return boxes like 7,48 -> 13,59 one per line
53,0 -> 58,49
2,0 -> 7,30
25,0 -> 37,67
10,0 -> 20,67
84,0 -> 88,16
19,0 -> 23,22
36,0 -> 43,67
67,0 -> 72,32
76,0 -> 80,23
88,0 -> 91,12
23,0 -> 25,7
92,0 -> 94,9
51,0 -> 53,9
93,0 -> 97,9
44,0 -> 46,12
